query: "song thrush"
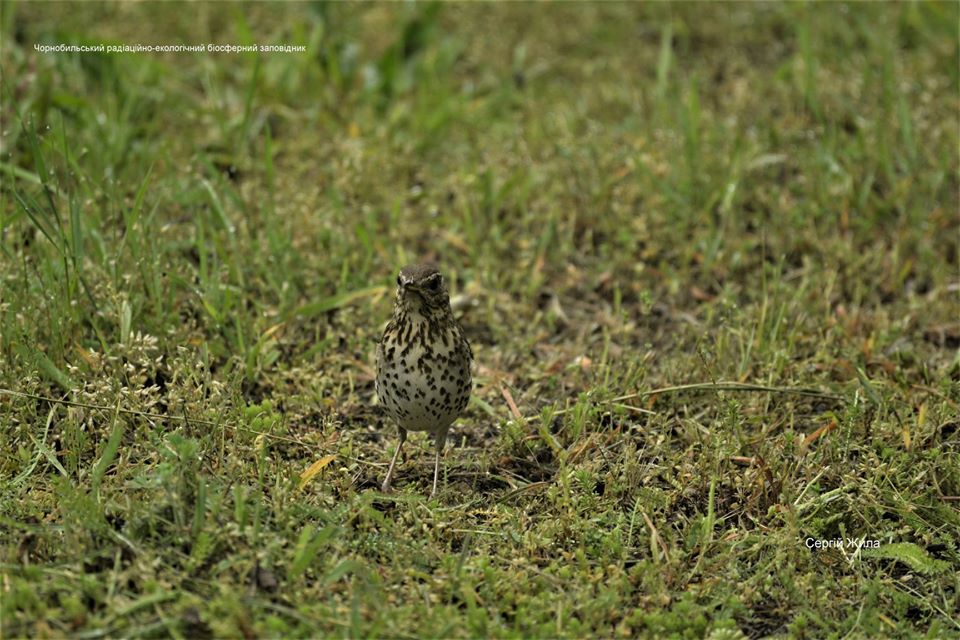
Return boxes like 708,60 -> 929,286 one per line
375,263 -> 472,496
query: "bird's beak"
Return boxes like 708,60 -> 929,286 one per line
400,279 -> 419,290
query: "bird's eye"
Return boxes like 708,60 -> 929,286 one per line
425,276 -> 441,291
397,275 -> 402,286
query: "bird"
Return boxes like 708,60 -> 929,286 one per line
375,263 -> 473,497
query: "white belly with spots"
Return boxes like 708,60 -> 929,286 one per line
376,322 -> 471,433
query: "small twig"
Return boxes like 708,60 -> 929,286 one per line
793,468 -> 827,509
496,480 -> 551,504
534,381 -> 842,421
641,511 -> 671,563
448,528 -> 501,536
609,402 -> 656,416
612,381 -> 845,404
891,580 -> 960,630
0,388 -> 311,447
802,418 -> 838,451
500,384 -> 522,420
910,384 -> 959,410
0,388 -> 219,424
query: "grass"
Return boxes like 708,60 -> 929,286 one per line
1,1 -> 958,637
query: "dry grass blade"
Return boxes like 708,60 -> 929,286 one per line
538,381 -> 843,420
500,384 -> 522,420
0,388 -> 310,447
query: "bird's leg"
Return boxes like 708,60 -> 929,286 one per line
381,428 -> 407,493
430,429 -> 448,498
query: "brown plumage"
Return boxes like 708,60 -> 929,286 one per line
375,263 -> 472,496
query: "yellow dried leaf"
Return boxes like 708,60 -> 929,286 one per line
298,454 -> 337,490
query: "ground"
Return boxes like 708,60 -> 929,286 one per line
1,2 -> 959,638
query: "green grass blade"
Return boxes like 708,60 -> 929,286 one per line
291,286 -> 388,320
91,405 -> 124,496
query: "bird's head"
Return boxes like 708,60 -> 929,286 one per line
396,262 -> 450,312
